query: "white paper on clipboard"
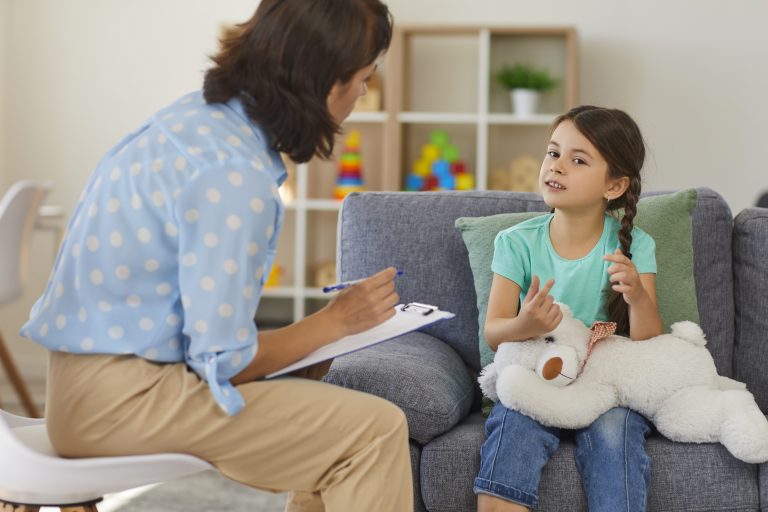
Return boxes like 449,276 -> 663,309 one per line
266,303 -> 454,378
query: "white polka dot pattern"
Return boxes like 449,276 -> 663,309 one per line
20,91 -> 285,417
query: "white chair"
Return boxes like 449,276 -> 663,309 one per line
0,181 -> 51,418
0,408 -> 213,511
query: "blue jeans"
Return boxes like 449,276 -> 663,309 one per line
474,403 -> 652,511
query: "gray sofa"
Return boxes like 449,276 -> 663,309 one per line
324,188 -> 768,512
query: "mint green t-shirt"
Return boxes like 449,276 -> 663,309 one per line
491,213 -> 657,327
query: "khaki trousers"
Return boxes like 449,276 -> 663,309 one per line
46,352 -> 413,512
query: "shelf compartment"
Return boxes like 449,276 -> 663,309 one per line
403,33 -> 480,113
269,208 -> 296,288
487,124 -> 549,192
255,297 -> 293,329
307,123 -> 385,200
489,30 -> 575,115
305,210 -> 340,288
305,298 -> 331,317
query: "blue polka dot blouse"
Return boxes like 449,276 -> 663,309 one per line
21,91 -> 287,415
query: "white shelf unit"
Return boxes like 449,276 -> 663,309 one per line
257,26 -> 578,327
388,26 -> 578,192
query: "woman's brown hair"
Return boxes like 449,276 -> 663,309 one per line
552,105 -> 646,335
203,0 -> 393,163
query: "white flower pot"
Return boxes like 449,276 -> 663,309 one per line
510,89 -> 540,117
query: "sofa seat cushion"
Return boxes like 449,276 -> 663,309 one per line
324,331 -> 475,445
457,189 -> 700,369
420,413 -> 759,512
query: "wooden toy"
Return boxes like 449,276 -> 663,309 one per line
405,131 -> 475,192
334,130 -> 365,199
489,154 -> 539,192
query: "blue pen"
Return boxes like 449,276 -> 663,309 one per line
323,270 -> 404,293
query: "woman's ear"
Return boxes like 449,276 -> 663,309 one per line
605,176 -> 630,201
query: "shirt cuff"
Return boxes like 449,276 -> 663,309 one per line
204,353 -> 245,415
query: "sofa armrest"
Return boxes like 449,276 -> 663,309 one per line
324,331 -> 476,445
734,208 -> 768,412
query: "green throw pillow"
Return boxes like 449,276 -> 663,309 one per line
455,189 -> 699,371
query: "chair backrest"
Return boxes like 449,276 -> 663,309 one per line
0,181 -> 50,304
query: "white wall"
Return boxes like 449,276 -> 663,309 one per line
386,0 -> 768,209
0,0 -> 260,385
2,0 -> 767,390
0,0 -> 9,191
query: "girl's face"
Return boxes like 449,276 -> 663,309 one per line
539,120 -> 628,213
327,62 -> 378,124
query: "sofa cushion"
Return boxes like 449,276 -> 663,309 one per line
324,331 -> 475,445
420,413 -> 760,512
457,189 -> 700,368
733,208 -> 768,412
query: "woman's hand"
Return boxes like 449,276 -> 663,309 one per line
233,268 -> 399,383
604,249 -> 651,306
323,267 -> 400,338
516,275 -> 562,335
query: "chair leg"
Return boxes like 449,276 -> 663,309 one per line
0,330 -> 40,418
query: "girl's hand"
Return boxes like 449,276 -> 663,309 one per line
323,267 -> 400,338
604,249 -> 650,305
517,275 -> 562,336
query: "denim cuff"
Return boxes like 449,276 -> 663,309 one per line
474,477 -> 538,508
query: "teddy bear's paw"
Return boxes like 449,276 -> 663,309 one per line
496,365 -> 541,410
478,363 -> 499,402
721,394 -> 768,463
670,321 -> 707,347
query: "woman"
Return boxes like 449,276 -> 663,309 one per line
21,1 -> 413,510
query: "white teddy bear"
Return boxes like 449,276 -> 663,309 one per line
478,304 -> 768,464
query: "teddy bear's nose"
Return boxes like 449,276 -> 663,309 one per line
545,336 -> 555,343
541,357 -> 563,380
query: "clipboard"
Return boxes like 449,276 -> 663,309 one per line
266,303 -> 455,379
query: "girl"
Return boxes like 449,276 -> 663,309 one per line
475,105 -> 664,512
21,1 -> 413,511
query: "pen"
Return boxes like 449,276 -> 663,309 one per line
322,270 -> 404,293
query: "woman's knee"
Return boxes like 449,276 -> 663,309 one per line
364,394 -> 409,440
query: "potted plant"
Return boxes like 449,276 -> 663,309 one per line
494,64 -> 558,116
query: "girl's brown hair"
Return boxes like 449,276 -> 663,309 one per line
552,105 -> 646,335
203,0 -> 393,163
